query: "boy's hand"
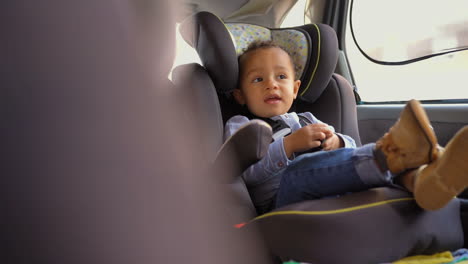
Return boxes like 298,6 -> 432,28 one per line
321,133 -> 343,151
283,123 -> 334,157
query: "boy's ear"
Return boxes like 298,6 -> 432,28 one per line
232,88 -> 246,105
293,80 -> 301,99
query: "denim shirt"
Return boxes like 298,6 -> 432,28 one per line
223,112 -> 357,212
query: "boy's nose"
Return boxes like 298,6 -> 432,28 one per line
266,78 -> 279,90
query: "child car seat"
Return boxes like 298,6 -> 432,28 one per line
178,12 -> 362,145
173,11 -> 465,264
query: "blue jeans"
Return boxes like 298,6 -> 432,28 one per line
274,143 -> 394,209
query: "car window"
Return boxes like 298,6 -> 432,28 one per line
345,0 -> 468,102
170,24 -> 201,79
280,0 -> 306,28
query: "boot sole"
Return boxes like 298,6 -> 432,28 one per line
415,126 -> 468,210
407,99 -> 439,162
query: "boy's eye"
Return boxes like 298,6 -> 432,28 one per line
278,74 -> 287,79
252,77 -> 263,83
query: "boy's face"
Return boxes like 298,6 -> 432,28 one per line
234,47 -> 301,118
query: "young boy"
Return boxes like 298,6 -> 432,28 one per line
224,40 -> 468,215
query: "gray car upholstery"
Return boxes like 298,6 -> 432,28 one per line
3,2 -> 272,263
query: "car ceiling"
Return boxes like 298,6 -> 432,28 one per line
178,0 -> 299,28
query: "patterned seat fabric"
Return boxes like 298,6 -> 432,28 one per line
226,23 -> 309,81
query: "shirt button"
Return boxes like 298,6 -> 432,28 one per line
277,161 -> 284,167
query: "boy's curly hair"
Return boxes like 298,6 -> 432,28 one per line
238,40 -> 297,79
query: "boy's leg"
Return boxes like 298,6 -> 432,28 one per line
374,99 -> 440,174
412,126 -> 468,210
274,147 -> 382,208
275,99 -> 440,208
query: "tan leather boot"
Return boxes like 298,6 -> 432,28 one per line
414,126 -> 468,210
375,99 -> 439,174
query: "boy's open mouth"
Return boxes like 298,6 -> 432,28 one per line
264,94 -> 282,104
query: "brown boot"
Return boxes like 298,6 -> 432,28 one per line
414,126 -> 468,210
375,99 -> 439,174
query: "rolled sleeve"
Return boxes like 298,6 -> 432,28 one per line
241,136 -> 291,186
335,133 -> 357,148
268,137 -> 292,170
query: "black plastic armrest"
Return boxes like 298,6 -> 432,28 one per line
213,120 -> 272,182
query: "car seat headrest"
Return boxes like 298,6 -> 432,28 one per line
179,12 -> 239,96
180,11 -> 338,103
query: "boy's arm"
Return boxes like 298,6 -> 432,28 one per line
224,115 -> 251,140
224,116 -> 291,186
217,119 -> 272,182
241,137 -> 291,186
